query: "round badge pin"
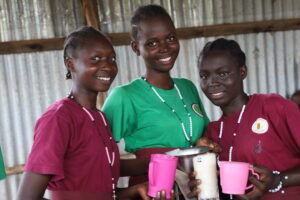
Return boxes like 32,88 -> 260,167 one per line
192,103 -> 203,118
252,118 -> 269,134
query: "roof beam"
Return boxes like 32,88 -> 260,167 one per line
1,18 -> 300,54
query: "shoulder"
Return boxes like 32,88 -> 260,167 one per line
173,78 -> 198,91
37,98 -> 76,124
103,79 -> 143,109
252,93 -> 294,113
254,93 -> 287,105
173,78 -> 195,86
109,78 -> 143,96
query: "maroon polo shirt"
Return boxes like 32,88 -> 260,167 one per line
25,98 -> 120,199
206,94 -> 300,200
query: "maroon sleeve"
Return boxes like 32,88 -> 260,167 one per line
264,94 -> 300,155
24,111 -> 72,182
204,122 -> 220,142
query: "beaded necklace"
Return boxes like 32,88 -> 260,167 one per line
68,94 -> 117,200
141,77 -> 193,147
218,105 -> 246,161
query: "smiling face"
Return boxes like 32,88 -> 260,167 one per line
199,50 -> 247,109
131,16 -> 180,75
67,35 -> 118,93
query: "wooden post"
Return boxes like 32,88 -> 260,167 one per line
81,0 -> 107,108
81,0 -> 101,29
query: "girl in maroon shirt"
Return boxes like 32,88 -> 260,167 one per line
192,38 -> 300,200
16,26 -> 174,200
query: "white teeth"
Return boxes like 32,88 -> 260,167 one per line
211,92 -> 223,98
159,57 -> 171,62
96,77 -> 110,81
212,92 -> 223,96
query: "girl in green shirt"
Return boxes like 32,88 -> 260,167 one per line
102,4 -> 210,186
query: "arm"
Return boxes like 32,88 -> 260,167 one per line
120,158 -> 150,176
237,165 -> 300,200
196,136 -> 222,153
16,171 -> 51,200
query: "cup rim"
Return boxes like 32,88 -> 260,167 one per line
151,153 -> 178,160
219,161 -> 250,165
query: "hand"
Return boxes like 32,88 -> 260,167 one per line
196,136 -> 222,153
187,171 -> 201,198
136,182 -> 176,200
236,165 -> 280,200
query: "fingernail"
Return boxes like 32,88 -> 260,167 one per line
156,191 -> 161,198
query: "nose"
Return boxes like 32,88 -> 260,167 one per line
207,74 -> 220,86
159,41 -> 169,53
101,60 -> 117,73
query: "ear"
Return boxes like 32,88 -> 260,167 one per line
131,41 -> 140,56
240,65 -> 247,80
65,57 -> 76,73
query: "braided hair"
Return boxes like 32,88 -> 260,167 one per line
130,4 -> 173,41
63,26 -> 106,79
198,38 -> 246,68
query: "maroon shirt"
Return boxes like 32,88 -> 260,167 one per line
25,98 -> 120,199
206,94 -> 300,200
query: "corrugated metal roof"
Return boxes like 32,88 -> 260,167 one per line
0,0 -> 84,41
0,0 -> 300,199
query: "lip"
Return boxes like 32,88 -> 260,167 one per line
95,75 -> 113,84
208,91 -> 225,100
157,55 -> 173,65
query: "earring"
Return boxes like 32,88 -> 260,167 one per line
66,71 -> 72,79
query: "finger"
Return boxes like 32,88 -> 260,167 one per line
251,165 -> 268,174
196,137 -> 209,146
249,176 -> 265,190
214,144 -> 222,153
139,192 -> 151,200
188,171 -> 197,179
186,187 -> 200,198
188,179 -> 201,189
170,190 -> 176,200
160,190 -> 166,200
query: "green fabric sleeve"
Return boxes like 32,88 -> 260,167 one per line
0,147 -> 6,180
102,87 -> 136,142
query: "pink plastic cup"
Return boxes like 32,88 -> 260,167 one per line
219,161 -> 259,195
148,154 -> 178,198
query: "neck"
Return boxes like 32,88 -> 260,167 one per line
144,72 -> 173,90
222,93 -> 249,116
69,89 -> 98,110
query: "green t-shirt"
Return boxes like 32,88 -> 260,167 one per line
0,148 -> 6,180
102,78 -> 209,153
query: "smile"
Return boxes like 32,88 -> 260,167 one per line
159,56 -> 171,62
96,76 -> 111,81
211,92 -> 224,99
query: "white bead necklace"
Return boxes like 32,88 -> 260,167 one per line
219,105 -> 246,162
69,95 -> 117,200
142,77 -> 193,147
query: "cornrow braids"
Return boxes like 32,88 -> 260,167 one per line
63,26 -> 106,79
198,38 -> 246,68
130,4 -> 173,41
